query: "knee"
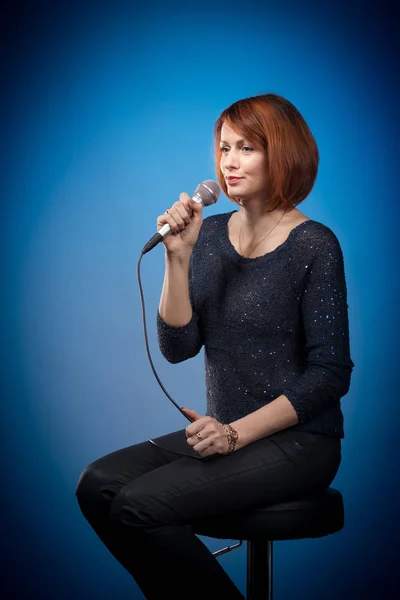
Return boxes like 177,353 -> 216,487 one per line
75,463 -> 111,517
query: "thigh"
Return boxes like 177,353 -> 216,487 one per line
109,430 -> 341,527
75,429 -> 191,510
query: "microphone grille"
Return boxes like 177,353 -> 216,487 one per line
193,180 -> 221,207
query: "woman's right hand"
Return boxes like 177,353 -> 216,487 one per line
157,192 -> 203,256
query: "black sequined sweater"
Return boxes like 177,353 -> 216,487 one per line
157,210 -> 354,438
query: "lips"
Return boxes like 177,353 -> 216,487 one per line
226,177 -> 243,183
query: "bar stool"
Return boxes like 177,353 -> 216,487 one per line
191,487 -> 344,600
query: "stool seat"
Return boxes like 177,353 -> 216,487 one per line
190,488 -> 344,599
192,487 -> 344,541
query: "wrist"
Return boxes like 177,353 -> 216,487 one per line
165,249 -> 192,264
222,423 -> 239,454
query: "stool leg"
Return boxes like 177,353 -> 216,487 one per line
246,540 -> 273,600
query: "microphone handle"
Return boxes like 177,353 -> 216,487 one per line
141,196 -> 201,255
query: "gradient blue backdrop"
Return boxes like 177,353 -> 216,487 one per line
1,1 -> 399,598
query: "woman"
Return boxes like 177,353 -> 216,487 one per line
76,93 -> 354,600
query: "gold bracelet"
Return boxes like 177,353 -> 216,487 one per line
222,424 -> 239,455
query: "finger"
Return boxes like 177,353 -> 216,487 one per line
179,192 -> 192,206
199,445 -> 216,458
188,435 -> 213,454
165,206 -> 187,232
160,209 -> 182,234
186,432 -> 200,446
182,408 -> 202,424
191,429 -> 227,455
186,428 -> 205,445
187,198 -> 203,225
187,423 -> 212,446
186,419 -> 207,438
172,197 -> 195,226
172,201 -> 192,225
196,438 -> 214,455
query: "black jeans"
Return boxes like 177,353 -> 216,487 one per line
75,427 -> 341,600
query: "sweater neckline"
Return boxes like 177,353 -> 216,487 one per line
222,210 -> 316,262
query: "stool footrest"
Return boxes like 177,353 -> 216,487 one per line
212,539 -> 243,557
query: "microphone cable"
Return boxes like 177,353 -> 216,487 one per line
136,249 -> 192,424
135,180 -> 220,459
137,250 -> 216,461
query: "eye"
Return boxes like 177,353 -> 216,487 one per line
242,146 -> 254,152
220,146 -> 229,153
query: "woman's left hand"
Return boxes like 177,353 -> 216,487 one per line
182,407 -> 230,457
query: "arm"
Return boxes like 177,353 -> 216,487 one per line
159,252 -> 193,326
231,226 -> 354,447
281,227 -> 354,423
157,251 -> 204,363
230,394 -> 298,450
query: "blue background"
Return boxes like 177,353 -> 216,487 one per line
1,1 -> 398,598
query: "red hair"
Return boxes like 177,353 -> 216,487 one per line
214,93 -> 319,212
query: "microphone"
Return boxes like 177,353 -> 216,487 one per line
141,180 -> 220,254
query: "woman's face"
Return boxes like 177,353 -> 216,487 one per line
219,122 -> 269,203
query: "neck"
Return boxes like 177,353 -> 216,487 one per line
238,202 -> 290,235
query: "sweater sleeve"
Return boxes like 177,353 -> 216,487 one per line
282,226 -> 354,424
156,253 -> 204,364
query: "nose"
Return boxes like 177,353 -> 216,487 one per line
222,149 -> 240,171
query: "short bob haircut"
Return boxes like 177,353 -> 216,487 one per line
214,93 -> 319,212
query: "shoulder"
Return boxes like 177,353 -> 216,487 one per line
292,220 -> 343,253
196,211 -> 232,239
288,220 -> 347,274
190,212 -> 231,260
202,211 -> 232,228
